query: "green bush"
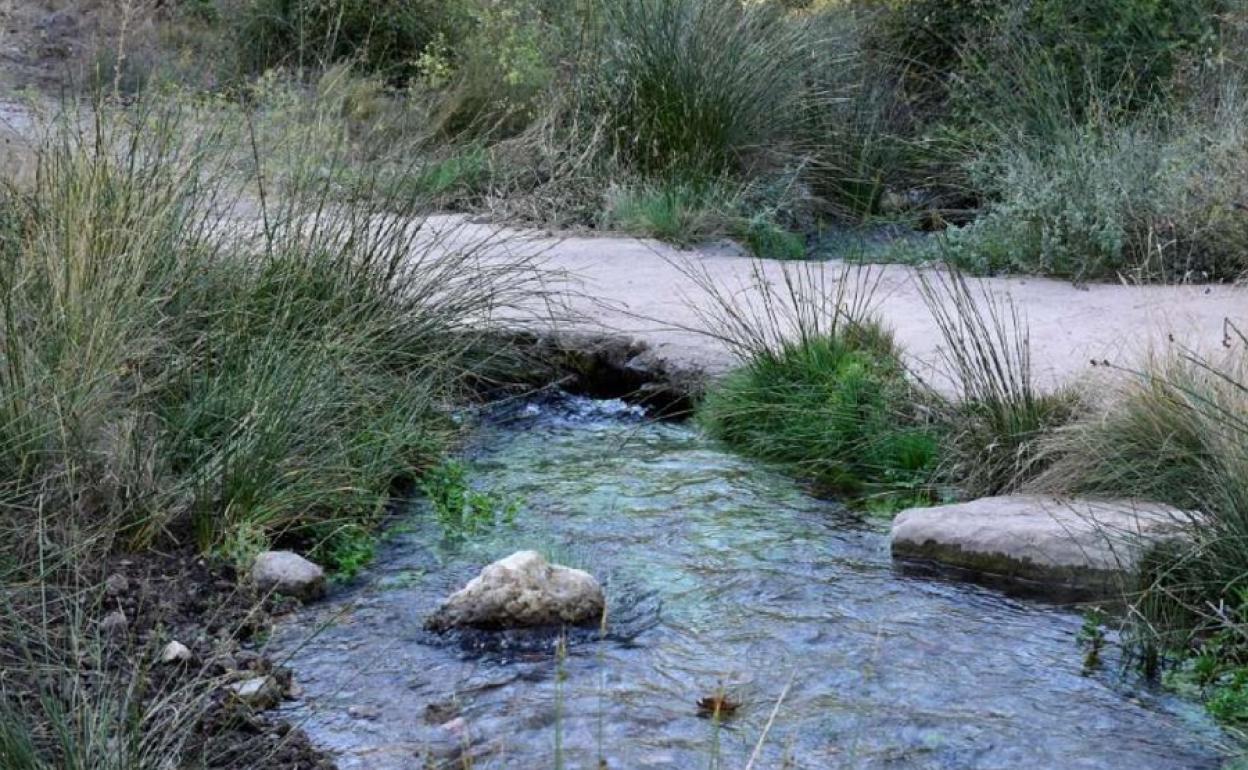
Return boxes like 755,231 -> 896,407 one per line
1016,0 -> 1222,110
698,321 -> 941,504
236,0 -> 463,80
873,0 -> 1223,117
591,0 -> 808,176
799,4 -> 957,219
917,105 -> 1248,281
431,0 -> 557,137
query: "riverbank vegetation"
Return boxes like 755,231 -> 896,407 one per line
0,99 -> 546,767
691,256 -> 1248,727
44,0 -> 1243,281
2,0 -> 1247,758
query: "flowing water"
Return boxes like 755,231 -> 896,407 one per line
275,395 -> 1231,769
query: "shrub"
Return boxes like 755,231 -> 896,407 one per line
919,101 -> 1248,281
591,0 -> 808,176
431,0 -> 558,138
1013,0 -> 1223,111
235,0 -> 463,81
0,99 -> 543,562
798,3 -> 959,219
699,320 -> 941,504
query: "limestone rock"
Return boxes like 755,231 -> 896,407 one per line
250,551 -> 326,601
427,551 -> 604,631
890,495 -> 1191,596
104,573 -> 130,596
100,609 -> 127,633
227,675 -> 282,711
160,640 -> 193,664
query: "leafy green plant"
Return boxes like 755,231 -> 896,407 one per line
420,459 -> 521,542
315,523 -> 377,578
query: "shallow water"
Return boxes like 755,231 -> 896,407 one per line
275,395 -> 1230,769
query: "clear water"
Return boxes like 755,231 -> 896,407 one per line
274,395 -> 1233,769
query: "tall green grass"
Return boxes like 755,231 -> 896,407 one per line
685,261 -> 940,505
592,0 -> 808,177
0,97 -> 545,568
917,268 -> 1076,497
1034,326 -> 1248,712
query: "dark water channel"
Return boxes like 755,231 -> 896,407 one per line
274,395 -> 1232,769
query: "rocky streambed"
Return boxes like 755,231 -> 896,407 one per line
271,395 -> 1233,769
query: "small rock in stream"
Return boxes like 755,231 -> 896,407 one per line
226,675 -> 283,711
347,704 -> 380,721
426,550 -> 604,632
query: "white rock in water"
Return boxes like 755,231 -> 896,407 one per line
427,550 -> 604,631
249,551 -> 326,601
160,640 -> 193,664
890,495 -> 1191,596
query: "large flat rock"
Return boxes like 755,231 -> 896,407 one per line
890,496 -> 1191,596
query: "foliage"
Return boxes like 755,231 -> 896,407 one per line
740,214 -> 807,260
917,268 -> 1077,496
913,101 -> 1248,281
603,178 -> 806,257
1009,0 -> 1223,111
699,321 -> 941,505
235,0 -> 463,81
420,459 -> 521,543
591,0 -> 808,176
602,180 -> 735,245
0,98 -> 543,567
432,0 -> 558,138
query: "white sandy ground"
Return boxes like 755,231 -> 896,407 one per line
423,213 -> 1247,393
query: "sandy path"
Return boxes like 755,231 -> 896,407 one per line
439,215 -> 1247,392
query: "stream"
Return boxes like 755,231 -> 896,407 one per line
274,395 -> 1231,769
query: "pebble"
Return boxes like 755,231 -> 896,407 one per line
104,573 -> 130,596
347,704 -> 381,720
160,640 -> 193,664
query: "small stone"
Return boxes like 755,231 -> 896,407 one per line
249,551 -> 326,601
427,550 -> 604,632
443,716 -> 468,740
347,704 -> 380,720
104,574 -> 130,596
227,676 -> 282,711
99,610 -> 127,633
160,640 -> 193,664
